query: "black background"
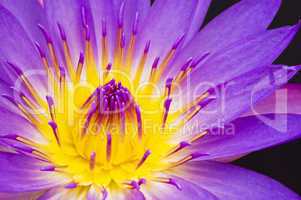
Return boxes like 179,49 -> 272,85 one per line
203,0 -> 301,194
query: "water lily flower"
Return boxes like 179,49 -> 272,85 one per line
0,0 -> 300,199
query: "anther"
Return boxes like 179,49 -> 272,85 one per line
162,98 -> 172,129
48,121 -> 61,146
136,150 -> 151,169
102,18 -> 107,37
35,42 -> 46,58
132,12 -> 139,35
65,182 -> 78,189
130,181 -> 140,190
172,34 -> 186,50
89,152 -> 96,170
166,141 -> 190,157
76,52 -> 85,82
135,105 -> 143,139
38,24 -> 52,43
40,165 -> 55,171
118,1 -> 125,28
57,23 -> 67,41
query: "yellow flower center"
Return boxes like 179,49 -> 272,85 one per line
3,10 -> 213,190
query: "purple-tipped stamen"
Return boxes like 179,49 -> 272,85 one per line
152,57 -> 160,69
81,6 -> 87,27
90,152 -> 96,170
130,181 -> 140,190
48,121 -> 60,146
132,12 -> 139,35
121,32 -> 126,48
135,105 -> 143,139
190,52 -> 210,69
65,182 -> 78,189
106,63 -> 112,71
6,62 -> 23,76
136,150 -> 151,169
162,98 -> 172,129
79,52 -> 85,64
106,132 -> 112,161
118,1 -> 125,28
144,40 -> 151,54
168,178 -> 182,190
180,57 -> 193,71
102,18 -> 107,37
172,34 -> 186,50
35,42 -> 46,58
40,165 -> 55,171
57,23 -> 67,41
138,178 -> 146,185
38,24 -> 52,43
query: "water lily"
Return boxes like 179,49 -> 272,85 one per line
0,0 -> 300,199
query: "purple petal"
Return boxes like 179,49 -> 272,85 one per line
175,161 -> 301,200
37,187 -> 87,199
171,24 -> 300,93
0,5 -> 44,83
189,113 -> 301,161
143,176 -> 218,199
0,152 -> 68,192
108,189 -> 145,200
169,0 -> 282,76
0,192 -> 41,200
86,186 -> 104,200
242,84 -> 301,116
184,0 -> 212,45
0,106 -> 43,142
0,0 -> 47,51
176,64 -> 299,140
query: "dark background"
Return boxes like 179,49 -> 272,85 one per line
203,0 -> 301,194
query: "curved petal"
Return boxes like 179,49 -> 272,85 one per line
188,114 -> 301,161
242,84 -> 301,117
0,0 -> 47,50
168,0 -> 282,76
0,152 -> 69,192
142,176 -> 218,200
0,192 -> 42,200
86,186 -> 104,200
37,187 -> 87,200
109,189 -> 146,200
184,0 -> 212,45
173,161 -> 301,200
0,5 -> 44,83
175,65 -> 299,141
170,24 -> 300,94
0,107 -> 43,142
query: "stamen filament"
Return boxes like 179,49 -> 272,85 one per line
133,41 -> 150,87
76,52 -> 85,83
58,23 -> 76,82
